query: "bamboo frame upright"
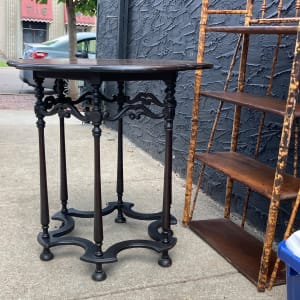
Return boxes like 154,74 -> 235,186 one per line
183,0 -> 210,225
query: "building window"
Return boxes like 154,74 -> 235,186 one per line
23,21 -> 48,44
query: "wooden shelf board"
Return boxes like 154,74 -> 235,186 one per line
195,152 -> 300,200
189,218 -> 286,287
206,25 -> 298,34
200,90 -> 300,117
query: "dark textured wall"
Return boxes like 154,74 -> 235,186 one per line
96,1 -> 119,59
97,0 -> 297,235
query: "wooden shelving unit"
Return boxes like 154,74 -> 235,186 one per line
200,91 -> 300,117
195,152 -> 300,200
183,0 -> 300,292
189,218 -> 286,286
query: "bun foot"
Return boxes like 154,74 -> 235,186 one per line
115,215 -> 126,223
92,264 -> 107,281
158,251 -> 172,267
40,248 -> 54,261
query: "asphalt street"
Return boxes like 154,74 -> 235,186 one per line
0,66 -> 34,94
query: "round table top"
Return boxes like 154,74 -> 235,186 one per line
7,58 -> 213,74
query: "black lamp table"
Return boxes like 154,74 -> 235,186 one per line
7,58 -> 212,281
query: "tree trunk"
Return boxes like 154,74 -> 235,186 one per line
66,0 -> 79,99
66,0 -> 77,59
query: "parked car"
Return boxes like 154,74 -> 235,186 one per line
20,32 -> 96,92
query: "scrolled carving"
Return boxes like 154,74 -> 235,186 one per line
72,91 -> 93,106
44,95 -> 57,110
58,106 -> 71,119
127,92 -> 164,107
85,110 -> 103,123
34,94 -> 88,122
107,103 -> 164,121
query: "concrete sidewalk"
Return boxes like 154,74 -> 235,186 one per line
0,109 -> 286,299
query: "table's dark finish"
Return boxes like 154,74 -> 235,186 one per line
8,58 -> 212,281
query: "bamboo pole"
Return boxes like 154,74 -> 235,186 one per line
297,0 -> 300,17
257,23 -> 300,291
183,0 -> 209,226
268,190 -> 300,289
224,29 -> 250,217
